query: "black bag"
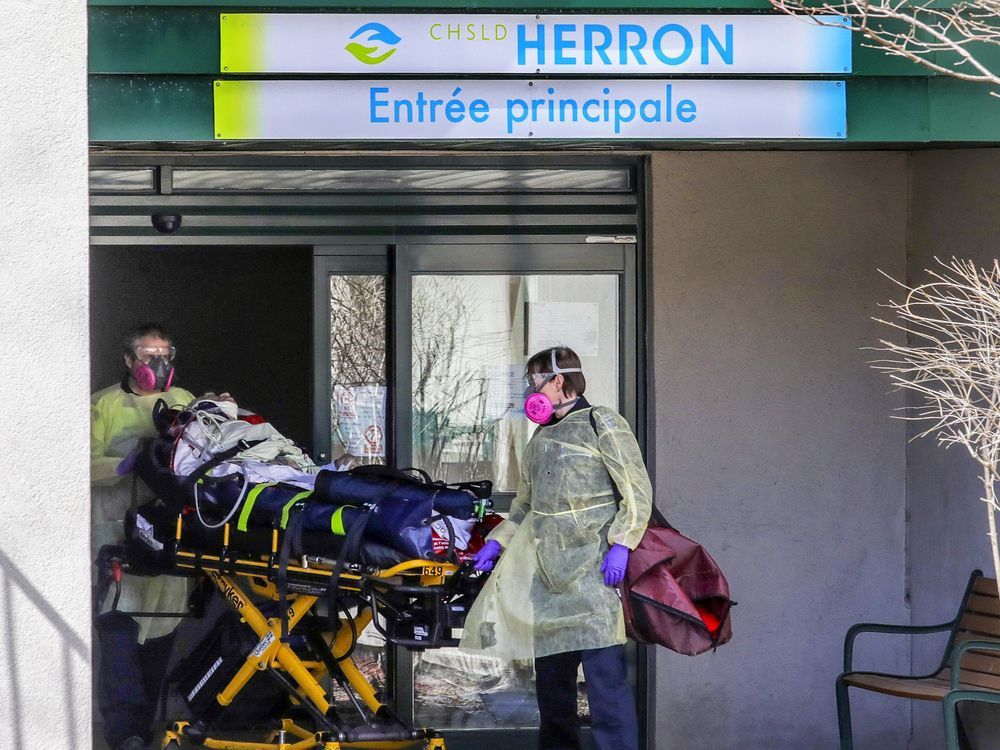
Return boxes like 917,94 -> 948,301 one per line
122,500 -> 178,575
170,609 -> 291,728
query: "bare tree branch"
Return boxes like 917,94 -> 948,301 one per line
871,257 -> 1000,583
769,1 -> 1000,89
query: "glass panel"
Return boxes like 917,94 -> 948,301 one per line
172,168 -> 630,193
411,274 -> 618,491
89,168 -> 156,193
412,608 -> 593,731
411,273 -> 618,729
330,616 -> 387,715
413,649 -> 540,729
329,275 -> 387,468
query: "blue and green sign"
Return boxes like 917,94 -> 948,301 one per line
220,13 -> 852,75
214,79 -> 846,140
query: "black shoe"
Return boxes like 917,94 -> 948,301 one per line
114,737 -> 148,750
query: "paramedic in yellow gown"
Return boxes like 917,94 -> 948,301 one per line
460,346 -> 653,750
92,324 -> 194,750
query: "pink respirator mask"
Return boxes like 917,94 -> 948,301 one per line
523,351 -> 582,425
133,355 -> 175,392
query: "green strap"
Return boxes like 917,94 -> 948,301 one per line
330,505 -> 357,536
279,490 -> 313,529
237,482 -> 277,532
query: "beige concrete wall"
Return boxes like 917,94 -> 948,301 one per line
647,151 -> 910,749
0,1 -> 91,748
907,148 -> 1000,749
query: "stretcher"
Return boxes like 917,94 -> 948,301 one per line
100,500 -> 489,750
99,428 -> 495,750
97,398 -> 499,749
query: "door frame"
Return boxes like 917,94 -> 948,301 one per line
313,237 -> 648,749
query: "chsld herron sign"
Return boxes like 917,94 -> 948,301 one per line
215,13 -> 851,140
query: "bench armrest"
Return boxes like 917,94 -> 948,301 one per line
948,640 -> 1000,690
844,620 -> 956,673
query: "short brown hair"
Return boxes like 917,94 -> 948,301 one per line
123,323 -> 172,356
526,346 -> 586,397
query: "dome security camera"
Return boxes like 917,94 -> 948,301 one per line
151,213 -> 183,234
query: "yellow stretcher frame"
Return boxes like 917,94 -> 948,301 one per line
155,515 -> 466,750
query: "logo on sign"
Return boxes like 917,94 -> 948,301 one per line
364,424 -> 384,455
346,22 -> 402,65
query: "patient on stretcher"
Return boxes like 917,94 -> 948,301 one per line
127,394 -> 497,569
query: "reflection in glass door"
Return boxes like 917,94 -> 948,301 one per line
408,272 -> 620,733
328,274 -> 388,468
410,275 -> 619,491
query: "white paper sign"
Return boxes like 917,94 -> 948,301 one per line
485,364 -> 527,419
333,384 -> 386,457
529,302 -> 600,357
215,79 -> 847,140
220,13 -> 852,74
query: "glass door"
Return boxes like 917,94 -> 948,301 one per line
312,252 -> 392,711
409,272 -> 619,736
314,241 -> 639,749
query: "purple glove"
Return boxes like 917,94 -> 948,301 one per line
600,543 -> 629,586
472,540 -> 503,572
116,446 -> 141,476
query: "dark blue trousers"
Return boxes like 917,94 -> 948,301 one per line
96,612 -> 176,750
534,644 -> 638,750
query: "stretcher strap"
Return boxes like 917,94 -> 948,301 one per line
330,505 -> 354,536
326,507 -> 374,636
277,504 -> 306,643
279,491 -> 313,529
236,482 -> 277,532
429,511 -> 457,563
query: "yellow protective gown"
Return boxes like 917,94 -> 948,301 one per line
460,402 -> 652,660
91,381 -> 195,643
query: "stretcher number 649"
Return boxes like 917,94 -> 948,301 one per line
422,565 -> 445,577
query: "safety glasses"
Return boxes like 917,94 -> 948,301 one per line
134,345 -> 176,363
525,372 -> 555,390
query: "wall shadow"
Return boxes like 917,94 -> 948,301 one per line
0,548 -> 88,749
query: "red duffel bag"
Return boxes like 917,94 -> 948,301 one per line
621,514 -> 734,656
586,409 -> 733,655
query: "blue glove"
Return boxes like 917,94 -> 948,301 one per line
472,539 -> 503,572
600,543 -> 629,586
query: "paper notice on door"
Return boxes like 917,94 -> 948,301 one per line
528,302 -> 600,357
485,364 -> 527,419
333,384 -> 386,457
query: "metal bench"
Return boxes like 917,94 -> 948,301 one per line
837,570 -> 1000,750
